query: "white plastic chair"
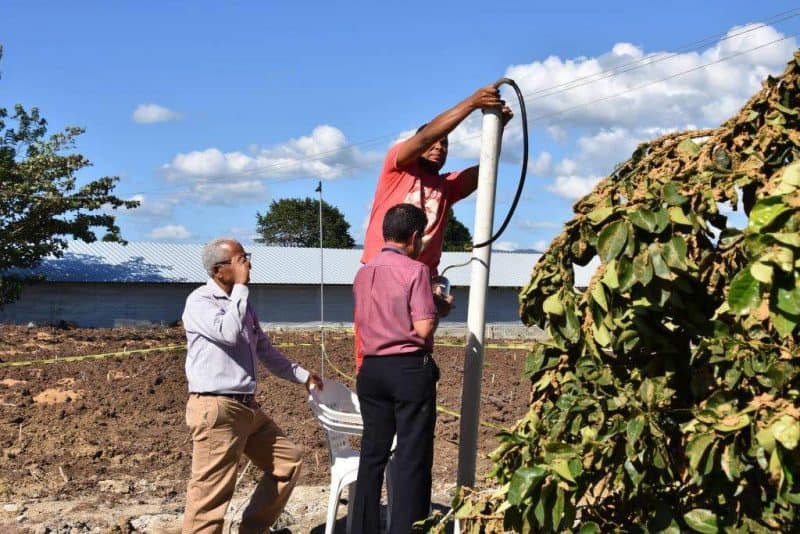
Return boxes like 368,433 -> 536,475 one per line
309,379 -> 394,534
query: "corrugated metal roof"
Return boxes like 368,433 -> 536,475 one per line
10,241 -> 595,287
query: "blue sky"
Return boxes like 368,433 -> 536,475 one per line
3,1 -> 799,251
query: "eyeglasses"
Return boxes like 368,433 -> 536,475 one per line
215,253 -> 252,266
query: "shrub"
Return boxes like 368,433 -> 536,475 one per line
433,51 -> 800,533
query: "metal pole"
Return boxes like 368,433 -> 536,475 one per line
317,181 -> 325,379
457,108 -> 503,489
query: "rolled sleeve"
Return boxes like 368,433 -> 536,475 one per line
409,265 -> 437,321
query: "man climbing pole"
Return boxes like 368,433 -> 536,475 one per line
356,83 -> 514,371
361,83 -> 513,275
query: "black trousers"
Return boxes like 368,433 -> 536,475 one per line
351,352 -> 439,534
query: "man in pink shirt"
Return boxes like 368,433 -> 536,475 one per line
350,203 -> 440,534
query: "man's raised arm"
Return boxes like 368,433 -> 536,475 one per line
396,84 -> 509,169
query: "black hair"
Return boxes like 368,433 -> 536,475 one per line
415,123 -> 448,145
383,203 -> 427,243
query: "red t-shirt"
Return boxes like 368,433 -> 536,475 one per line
360,143 -> 475,275
353,248 -> 437,367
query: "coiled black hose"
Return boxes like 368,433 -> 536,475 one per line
471,77 -> 529,249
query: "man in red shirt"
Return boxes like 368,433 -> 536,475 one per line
361,83 -> 513,275
351,203 -> 440,534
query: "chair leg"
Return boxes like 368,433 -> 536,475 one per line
325,478 -> 341,534
346,481 -> 356,534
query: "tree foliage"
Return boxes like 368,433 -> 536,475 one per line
255,197 -> 355,248
443,208 -> 473,251
429,51 -> 800,532
0,49 -> 139,306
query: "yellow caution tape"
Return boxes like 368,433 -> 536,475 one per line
320,346 -> 507,432
0,342 -> 313,368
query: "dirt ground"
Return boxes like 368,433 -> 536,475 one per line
0,324 -> 532,533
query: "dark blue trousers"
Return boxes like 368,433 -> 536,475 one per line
351,353 -> 439,534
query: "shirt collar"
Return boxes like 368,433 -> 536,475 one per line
206,278 -> 230,299
381,246 -> 408,257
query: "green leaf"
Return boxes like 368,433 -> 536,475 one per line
579,522 -> 601,534
633,253 -> 654,285
668,206 -> 693,226
597,220 -> 628,263
780,160 -> 800,185
663,182 -> 688,206
552,486 -> 565,530
687,433 -> 715,471
653,208 -> 670,232
750,261 -> 773,284
508,466 -> 547,505
629,208 -> 658,232
771,309 -> 797,337
543,293 -> 564,315
591,283 -> 608,311
771,415 -> 800,450
727,269 -> 761,314
720,444 -> 740,481
748,196 -> 789,232
662,237 -> 688,270
776,285 -> 800,315
602,260 -> 619,289
618,257 -> 636,292
592,322 -> 611,347
552,458 -> 576,483
683,509 -> 718,534
771,232 -> 800,247
677,138 -> 701,157
714,412 -> 750,432
650,246 -> 672,280
627,415 -> 646,445
587,206 -> 614,225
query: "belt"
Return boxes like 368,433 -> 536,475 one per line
364,350 -> 429,358
192,392 -> 254,404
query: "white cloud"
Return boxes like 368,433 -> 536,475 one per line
493,241 -> 519,252
503,24 -> 795,130
163,125 -> 381,182
132,104 -> 182,124
531,151 -> 553,176
125,194 -> 175,218
148,224 -> 191,240
518,219 -> 559,230
191,180 -> 268,205
532,239 -> 550,252
547,175 -> 603,200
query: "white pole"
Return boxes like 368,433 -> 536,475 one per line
318,181 -> 325,379
457,108 -> 503,490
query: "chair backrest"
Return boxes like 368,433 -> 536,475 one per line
309,379 -> 363,426
308,379 -> 363,458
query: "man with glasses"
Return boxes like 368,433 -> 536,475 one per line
181,237 -> 323,534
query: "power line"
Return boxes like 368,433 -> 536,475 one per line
4,16 -> 799,202
160,11 -> 800,179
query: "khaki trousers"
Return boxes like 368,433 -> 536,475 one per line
182,394 -> 303,534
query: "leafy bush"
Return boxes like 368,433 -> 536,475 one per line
437,52 -> 800,533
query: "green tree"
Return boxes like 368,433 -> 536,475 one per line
443,208 -> 472,251
0,48 -> 138,306
255,197 -> 355,248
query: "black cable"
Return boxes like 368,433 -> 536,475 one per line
471,77 -> 528,249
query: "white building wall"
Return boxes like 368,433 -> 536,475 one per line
0,283 -> 524,327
